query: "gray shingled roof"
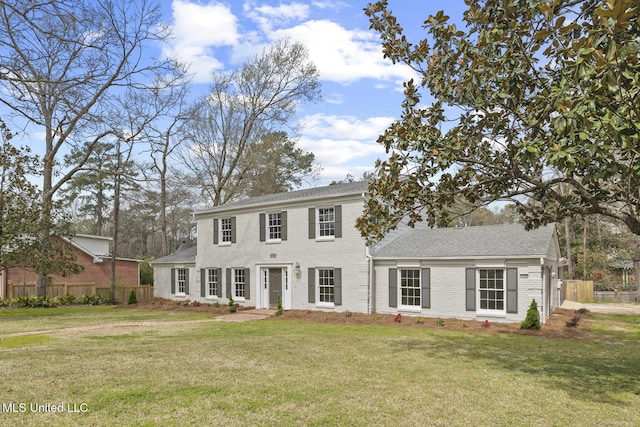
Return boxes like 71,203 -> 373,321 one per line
151,245 -> 197,264
371,223 -> 556,259
194,181 -> 369,215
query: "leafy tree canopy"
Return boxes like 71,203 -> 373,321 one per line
0,121 -> 79,276
358,0 -> 640,243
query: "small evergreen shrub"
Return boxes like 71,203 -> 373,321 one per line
128,290 -> 138,305
228,295 -> 236,313
275,297 -> 283,316
521,299 -> 541,330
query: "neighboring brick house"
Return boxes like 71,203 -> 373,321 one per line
152,182 -> 562,323
0,234 -> 141,298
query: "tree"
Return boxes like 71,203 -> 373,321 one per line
178,38 -> 321,207
60,141 -> 116,236
240,132 -> 318,197
0,122 -> 41,268
0,0 -> 177,295
359,0 -> 640,243
0,121 -> 79,277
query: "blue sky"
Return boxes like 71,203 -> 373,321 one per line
160,0 -> 469,185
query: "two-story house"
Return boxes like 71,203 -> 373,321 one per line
152,181 -> 563,323
154,181 -> 372,313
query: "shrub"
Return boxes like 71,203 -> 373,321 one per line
436,319 -> 445,326
128,290 -> 138,305
228,295 -> 236,313
566,316 -> 581,328
76,295 -> 111,306
275,297 -> 283,316
521,299 -> 541,330
54,295 -> 76,305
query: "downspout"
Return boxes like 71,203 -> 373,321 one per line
366,246 -> 374,314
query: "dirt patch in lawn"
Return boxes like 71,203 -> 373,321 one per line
132,298 -> 592,340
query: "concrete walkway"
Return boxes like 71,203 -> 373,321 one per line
214,309 -> 277,322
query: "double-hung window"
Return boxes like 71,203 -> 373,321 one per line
234,268 -> 246,299
318,268 -> 335,303
220,218 -> 232,243
207,269 -> 218,297
479,269 -> 505,312
318,207 -> 335,238
400,269 -> 421,308
177,269 -> 187,294
268,213 -> 282,241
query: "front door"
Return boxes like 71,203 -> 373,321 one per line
269,268 -> 283,308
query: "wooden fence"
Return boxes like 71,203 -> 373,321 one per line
563,280 -> 594,302
594,290 -> 639,303
8,282 -> 153,303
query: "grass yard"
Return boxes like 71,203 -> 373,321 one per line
0,306 -> 639,426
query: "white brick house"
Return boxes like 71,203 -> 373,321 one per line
152,182 -> 562,323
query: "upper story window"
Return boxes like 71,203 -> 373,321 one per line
268,213 -> 282,240
214,217 -> 236,245
309,206 -> 342,240
220,218 -> 233,243
318,207 -> 335,238
260,212 -> 287,242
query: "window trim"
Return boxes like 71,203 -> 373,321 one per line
316,206 -> 336,240
477,268 -> 507,316
220,218 -> 233,245
316,267 -> 335,308
233,268 -> 247,302
176,268 -> 187,296
267,212 -> 282,243
398,268 -> 422,311
206,268 -> 218,299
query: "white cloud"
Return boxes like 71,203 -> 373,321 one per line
244,1 -> 310,32
296,113 -> 391,171
298,136 -> 383,166
167,1 -> 239,82
270,20 -> 416,84
302,113 -> 394,140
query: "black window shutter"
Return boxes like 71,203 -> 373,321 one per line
245,268 -> 251,300
259,213 -> 266,242
465,268 -> 476,311
334,268 -> 342,306
216,268 -> 223,297
421,268 -> 431,309
506,268 -> 518,313
213,219 -> 219,244
335,205 -> 342,238
281,211 -> 288,241
308,268 -> 315,303
231,217 -> 237,243
200,269 -> 206,297
184,269 -> 190,295
308,208 -> 315,239
226,268 -> 232,299
171,268 -> 176,294
389,268 -> 397,308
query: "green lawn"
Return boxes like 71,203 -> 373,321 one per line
0,306 -> 639,426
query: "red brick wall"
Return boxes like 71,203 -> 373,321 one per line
4,245 -> 140,287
